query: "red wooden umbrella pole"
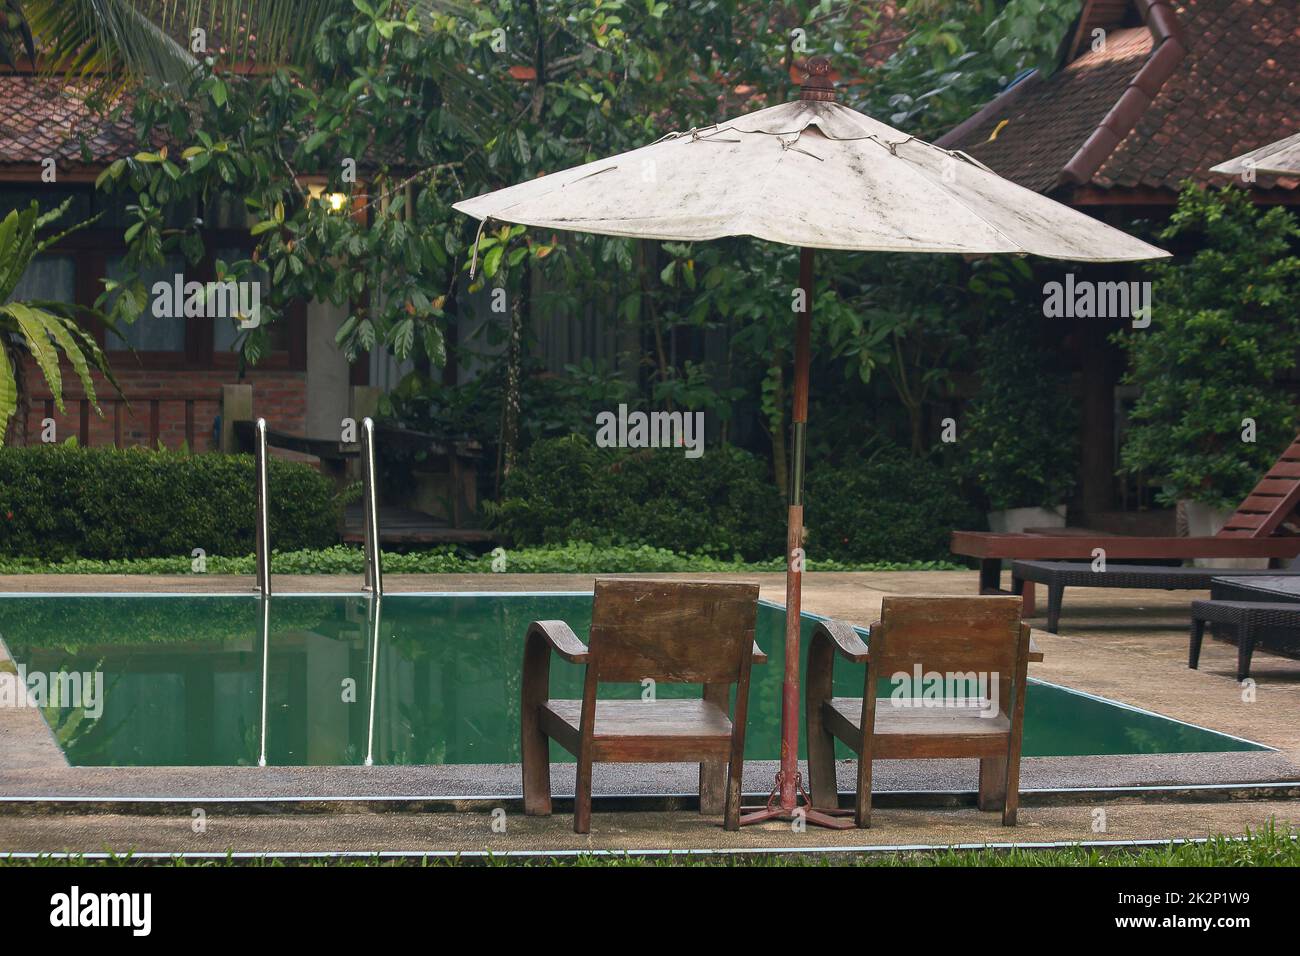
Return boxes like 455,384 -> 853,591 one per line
739,245 -> 853,829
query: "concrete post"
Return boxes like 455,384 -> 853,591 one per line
220,384 -> 253,453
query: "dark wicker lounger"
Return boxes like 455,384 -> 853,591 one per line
1010,558 -> 1300,634
1189,575 -> 1300,681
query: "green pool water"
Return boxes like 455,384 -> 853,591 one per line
0,593 -> 1265,767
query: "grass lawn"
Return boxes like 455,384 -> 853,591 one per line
2,824 -> 1295,867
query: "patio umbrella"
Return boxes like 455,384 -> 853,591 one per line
1210,130 -> 1300,177
453,57 -> 1168,828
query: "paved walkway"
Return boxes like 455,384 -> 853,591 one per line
2,570 -> 1297,854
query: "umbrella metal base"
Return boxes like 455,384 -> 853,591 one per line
737,771 -> 857,830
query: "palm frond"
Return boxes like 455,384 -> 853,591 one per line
0,340 -> 16,443
0,0 -> 36,69
3,302 -> 64,413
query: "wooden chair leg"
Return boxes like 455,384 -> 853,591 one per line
574,747 -> 594,834
520,715 -> 552,816
978,756 -> 1007,811
699,683 -> 727,815
805,632 -> 840,810
1046,583 -> 1064,633
1237,623 -> 1256,683
699,761 -> 725,815
1188,617 -> 1206,670
854,750 -> 873,828
723,754 -> 744,831
520,636 -> 552,816
1002,739 -> 1022,826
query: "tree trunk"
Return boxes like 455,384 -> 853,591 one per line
496,278 -> 524,498
769,359 -> 788,497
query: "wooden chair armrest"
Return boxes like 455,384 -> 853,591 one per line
527,620 -> 590,663
812,619 -> 870,663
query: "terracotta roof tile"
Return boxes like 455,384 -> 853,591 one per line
0,77 -> 142,170
951,27 -> 1152,193
944,0 -> 1300,195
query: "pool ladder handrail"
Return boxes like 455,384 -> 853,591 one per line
361,417 -> 383,596
254,417 -> 271,598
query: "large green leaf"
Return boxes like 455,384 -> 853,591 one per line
0,341 -> 16,444
3,302 -> 64,413
42,311 -> 100,411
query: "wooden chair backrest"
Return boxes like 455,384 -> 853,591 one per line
1218,432 -> 1300,538
588,579 -> 759,684
869,595 -> 1026,680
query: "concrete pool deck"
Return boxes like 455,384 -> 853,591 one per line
1,570 -> 1298,854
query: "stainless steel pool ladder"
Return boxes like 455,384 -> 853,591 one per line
361,417 -> 383,596
254,417 -> 271,598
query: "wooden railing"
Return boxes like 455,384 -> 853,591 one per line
44,396 -> 203,449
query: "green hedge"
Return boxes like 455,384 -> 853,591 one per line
0,543 -> 963,576
806,452 -> 984,563
492,436 -> 980,564
0,444 -> 339,560
491,435 -> 785,561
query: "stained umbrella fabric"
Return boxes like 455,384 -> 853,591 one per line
1210,130 -> 1300,177
454,98 -> 1169,261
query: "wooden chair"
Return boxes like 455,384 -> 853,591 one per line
521,579 -> 763,833
806,595 -> 1032,827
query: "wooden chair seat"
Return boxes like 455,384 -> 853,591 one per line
825,698 -> 1011,758
541,698 -> 733,761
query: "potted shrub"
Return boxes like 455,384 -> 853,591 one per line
961,316 -> 1078,532
1117,186 -> 1300,563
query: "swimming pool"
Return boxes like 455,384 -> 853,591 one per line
0,593 -> 1266,767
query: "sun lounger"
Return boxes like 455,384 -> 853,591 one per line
953,433 -> 1300,611
1010,557 -> 1300,633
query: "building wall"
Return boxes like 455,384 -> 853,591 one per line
15,358 -> 307,452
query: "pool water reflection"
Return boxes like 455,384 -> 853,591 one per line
0,593 -> 1265,767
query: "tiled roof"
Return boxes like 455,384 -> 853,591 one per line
942,0 -> 1300,195
0,76 -> 141,170
949,27 -> 1154,193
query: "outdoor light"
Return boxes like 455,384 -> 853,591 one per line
299,175 -> 349,213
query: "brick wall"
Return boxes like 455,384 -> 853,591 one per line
14,358 -> 307,452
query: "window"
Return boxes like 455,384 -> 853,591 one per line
10,254 -> 75,304
211,246 -> 291,354
105,254 -> 187,352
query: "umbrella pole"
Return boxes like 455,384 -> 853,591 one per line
740,247 -> 853,829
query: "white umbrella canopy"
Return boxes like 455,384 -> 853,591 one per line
455,59 -> 1168,830
453,98 -> 1169,261
1211,130 -> 1300,177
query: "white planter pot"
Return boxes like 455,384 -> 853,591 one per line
1180,499 -> 1267,569
986,505 -> 1067,535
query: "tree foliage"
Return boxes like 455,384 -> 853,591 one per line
1117,185 -> 1300,508
0,200 -> 119,444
